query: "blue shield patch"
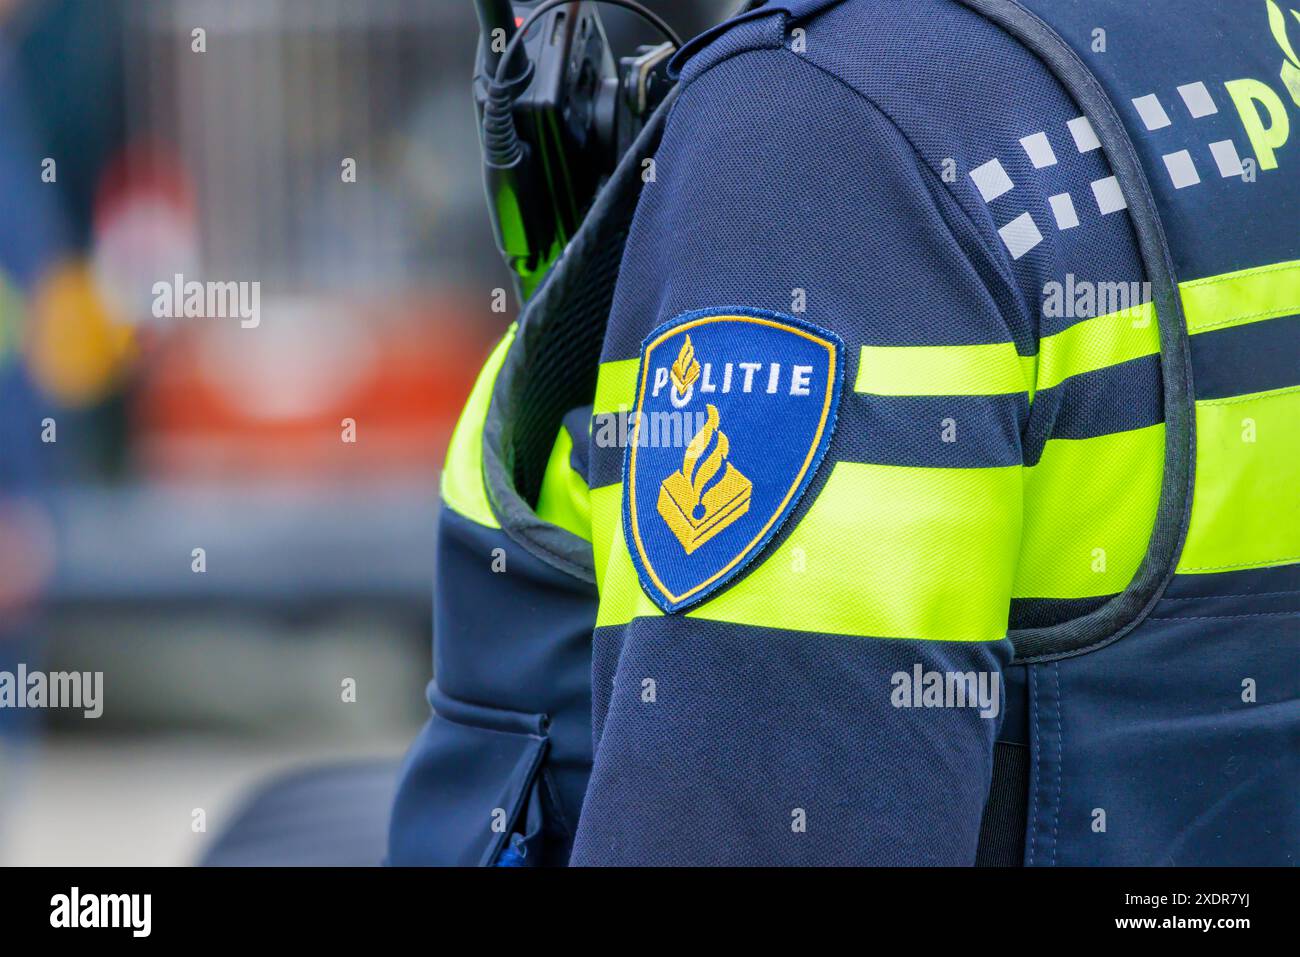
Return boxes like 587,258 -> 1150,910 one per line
623,308 -> 844,612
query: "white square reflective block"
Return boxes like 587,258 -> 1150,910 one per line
1209,139 -> 1244,178
998,212 -> 1043,260
970,158 -> 1014,202
1163,149 -> 1201,189
1048,192 -> 1079,230
1177,81 -> 1218,118
1133,93 -> 1172,131
1020,131 -> 1058,168
1091,176 -> 1127,214
1067,116 -> 1101,152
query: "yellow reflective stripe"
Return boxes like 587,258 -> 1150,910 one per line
595,260 -> 1300,610
439,325 -> 516,528
1176,260 -> 1300,574
1181,258 -> 1300,335
1035,301 -> 1158,391
595,503 -> 663,627
594,358 -> 638,415
591,482 -> 626,595
853,303 -> 1157,402
855,342 -> 1034,396
827,262 -> 1298,403
1178,385 -> 1300,574
595,462 -> 1021,641
1013,424 -> 1164,599
535,425 -> 592,541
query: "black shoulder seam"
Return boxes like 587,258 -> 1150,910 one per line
951,0 -> 1196,663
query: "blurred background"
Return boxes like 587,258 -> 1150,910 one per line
0,0 -> 731,865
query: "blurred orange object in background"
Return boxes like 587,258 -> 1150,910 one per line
130,295 -> 496,480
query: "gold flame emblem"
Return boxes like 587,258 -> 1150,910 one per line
657,404 -> 752,553
669,335 -> 701,396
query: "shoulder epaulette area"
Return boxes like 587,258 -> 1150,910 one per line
668,0 -> 845,84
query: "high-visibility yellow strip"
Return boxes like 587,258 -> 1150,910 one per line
1035,301 -> 1158,391
680,261 -> 1296,411
1176,261 -> 1300,574
595,519 -> 663,627
1181,259 -> 1300,335
1178,385 -> 1300,574
1013,424 -> 1165,599
855,341 -> 1035,396
591,482 -> 626,595
591,259 -> 1300,607
440,325 -> 516,528
535,425 -> 592,542
853,302 -> 1156,401
594,461 -> 1022,640
594,358 -> 638,415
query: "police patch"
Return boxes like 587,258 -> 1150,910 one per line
623,308 -> 844,613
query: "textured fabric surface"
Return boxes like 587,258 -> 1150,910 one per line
388,508 -> 595,865
590,2 -> 1163,629
576,0 -> 1148,864
392,0 -> 1299,867
974,742 -> 1030,866
573,619 -> 1012,865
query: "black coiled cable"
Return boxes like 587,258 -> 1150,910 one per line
481,0 -> 683,169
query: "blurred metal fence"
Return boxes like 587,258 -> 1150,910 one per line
121,0 -> 491,292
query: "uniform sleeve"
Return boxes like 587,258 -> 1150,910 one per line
570,45 -> 1026,865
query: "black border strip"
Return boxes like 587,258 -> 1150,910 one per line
952,0 -> 1196,662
